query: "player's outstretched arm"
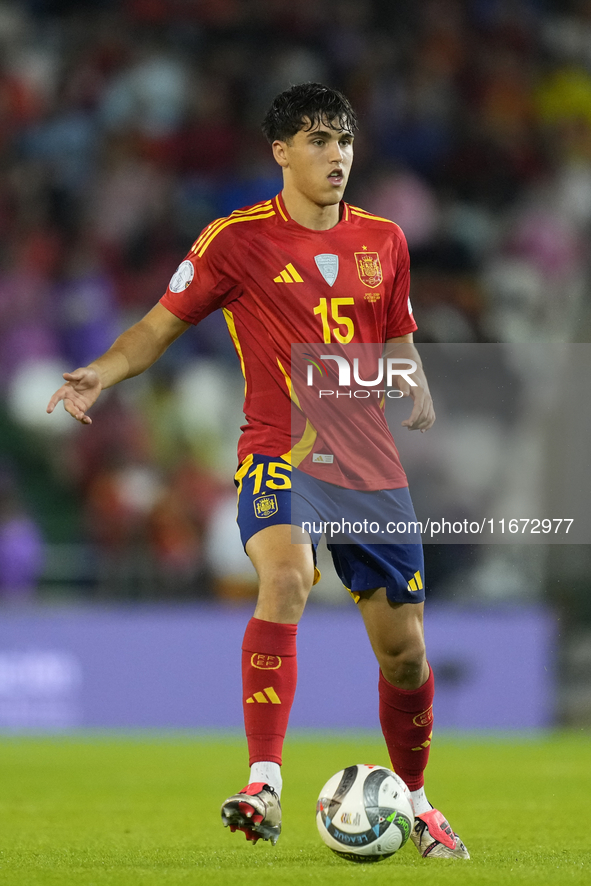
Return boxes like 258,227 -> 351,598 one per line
46,304 -> 190,425
385,334 -> 435,433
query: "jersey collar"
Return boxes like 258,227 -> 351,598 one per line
273,192 -> 350,226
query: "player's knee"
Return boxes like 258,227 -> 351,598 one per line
378,639 -> 427,690
267,563 -> 312,598
255,562 -> 313,621
255,541 -> 315,589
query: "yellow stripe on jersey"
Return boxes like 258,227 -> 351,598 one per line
275,362 -> 318,466
223,308 -> 247,395
275,194 -> 289,221
195,209 -> 276,257
191,207 -> 265,254
190,201 -> 274,256
281,418 -> 317,468
191,201 -> 273,254
231,200 -> 273,214
189,219 -> 217,253
350,207 -> 397,225
276,358 -> 301,408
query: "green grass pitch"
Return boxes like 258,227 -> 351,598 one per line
0,732 -> 589,885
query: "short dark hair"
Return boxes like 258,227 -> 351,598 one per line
262,82 -> 358,143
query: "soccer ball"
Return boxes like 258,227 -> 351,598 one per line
316,764 -> 414,863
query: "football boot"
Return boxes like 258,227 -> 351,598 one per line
221,782 -> 281,845
410,808 -> 470,859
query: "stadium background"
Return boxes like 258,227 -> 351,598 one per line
0,0 -> 590,735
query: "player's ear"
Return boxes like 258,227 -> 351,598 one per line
272,140 -> 289,168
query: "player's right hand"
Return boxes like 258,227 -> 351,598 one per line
46,367 -> 102,425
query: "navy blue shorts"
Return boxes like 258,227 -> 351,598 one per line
235,454 -> 425,605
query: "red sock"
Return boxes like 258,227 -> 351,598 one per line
242,617 -> 298,766
378,665 -> 434,791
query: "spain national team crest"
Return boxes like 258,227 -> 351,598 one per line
355,251 -> 383,288
254,494 -> 278,518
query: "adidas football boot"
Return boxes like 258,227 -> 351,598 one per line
410,808 -> 470,859
221,782 -> 281,845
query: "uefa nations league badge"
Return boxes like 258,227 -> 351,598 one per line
168,260 -> 194,293
314,254 -> 339,287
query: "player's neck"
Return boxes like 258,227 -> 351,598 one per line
281,188 -> 341,231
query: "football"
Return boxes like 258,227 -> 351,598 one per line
316,764 -> 414,863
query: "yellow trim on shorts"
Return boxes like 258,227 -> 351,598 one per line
234,453 -> 254,503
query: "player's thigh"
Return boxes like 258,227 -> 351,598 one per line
246,523 -> 315,590
236,454 -> 319,615
246,524 -> 316,623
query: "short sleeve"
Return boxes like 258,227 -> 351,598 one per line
160,227 -> 238,325
385,227 -> 417,340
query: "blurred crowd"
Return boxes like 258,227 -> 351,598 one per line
1,0 -> 590,603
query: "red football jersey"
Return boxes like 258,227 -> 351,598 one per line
160,192 -> 417,490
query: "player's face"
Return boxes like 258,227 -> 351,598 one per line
273,117 -> 354,206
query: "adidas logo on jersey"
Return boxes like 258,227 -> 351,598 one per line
273,263 -> 303,283
246,686 -> 281,704
407,571 -> 423,592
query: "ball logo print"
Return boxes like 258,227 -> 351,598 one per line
316,764 -> 414,863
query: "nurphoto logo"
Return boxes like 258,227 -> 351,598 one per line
303,354 -> 417,398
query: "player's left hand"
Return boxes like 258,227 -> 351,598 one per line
398,377 -> 435,432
